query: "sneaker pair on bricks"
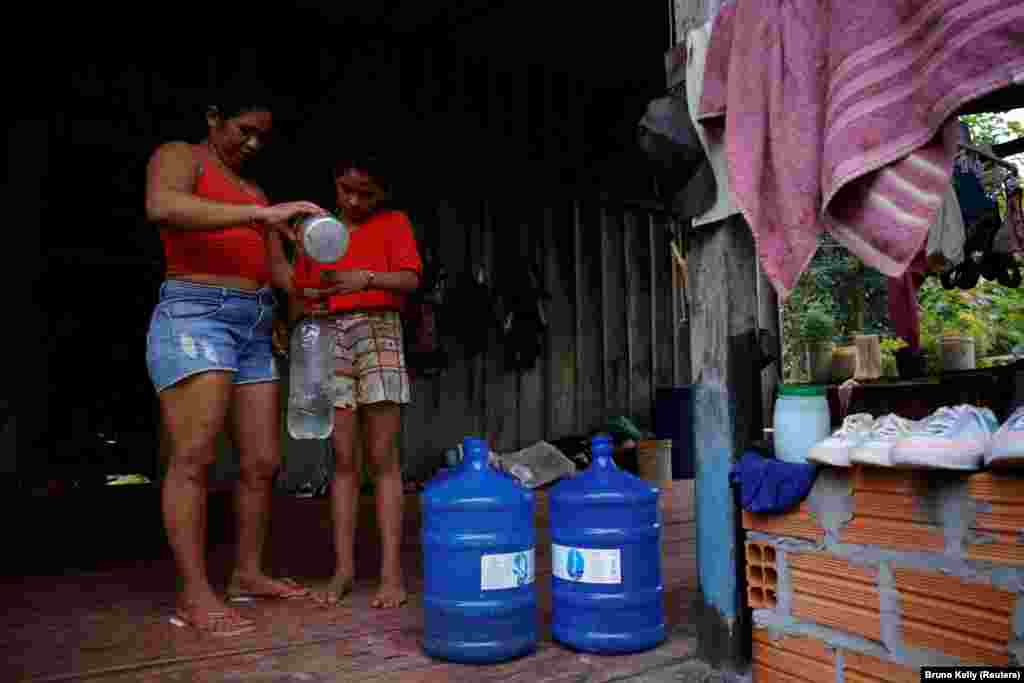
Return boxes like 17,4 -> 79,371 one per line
808,404 -> 1024,470
988,404 -> 1024,468
807,412 -> 919,468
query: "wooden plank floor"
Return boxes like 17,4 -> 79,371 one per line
3,481 -> 696,683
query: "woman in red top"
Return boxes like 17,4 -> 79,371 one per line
289,153 -> 422,609
145,85 -> 328,636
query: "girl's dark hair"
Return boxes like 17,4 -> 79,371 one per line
332,152 -> 391,193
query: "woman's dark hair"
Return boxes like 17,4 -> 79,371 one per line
206,76 -> 276,120
332,152 -> 391,193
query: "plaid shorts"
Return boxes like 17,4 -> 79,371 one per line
326,310 -> 411,409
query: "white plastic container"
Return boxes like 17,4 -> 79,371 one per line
773,384 -> 831,464
287,318 -> 335,440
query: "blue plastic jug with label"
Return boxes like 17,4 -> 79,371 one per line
549,433 -> 666,654
421,436 -> 537,663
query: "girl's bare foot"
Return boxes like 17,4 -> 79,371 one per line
313,573 -> 355,607
371,581 -> 407,609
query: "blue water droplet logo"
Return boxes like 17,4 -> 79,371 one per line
513,552 -> 529,586
567,548 -> 585,581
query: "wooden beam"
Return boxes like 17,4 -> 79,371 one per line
676,0 -> 762,671
957,84 -> 1024,117
19,118 -> 50,485
994,136 -> 1024,160
688,214 -> 761,671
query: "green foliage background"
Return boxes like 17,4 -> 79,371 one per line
781,113 -> 1024,381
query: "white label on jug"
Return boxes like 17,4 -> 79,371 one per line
552,544 -> 622,584
480,548 -> 535,591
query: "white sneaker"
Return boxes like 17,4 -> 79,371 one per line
849,413 -> 920,467
986,405 -> 1024,468
807,413 -> 875,467
890,405 -> 999,470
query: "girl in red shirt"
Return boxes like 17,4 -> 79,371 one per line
290,153 -> 422,609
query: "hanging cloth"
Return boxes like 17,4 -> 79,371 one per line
1003,175 -> 1024,255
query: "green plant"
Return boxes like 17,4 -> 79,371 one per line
879,336 -> 908,377
917,279 -> 997,374
800,305 -> 836,344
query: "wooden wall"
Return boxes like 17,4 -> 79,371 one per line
47,40 -> 687,481
391,197 -> 686,474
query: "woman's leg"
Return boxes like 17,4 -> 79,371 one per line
362,402 -> 406,608
160,371 -> 252,630
229,380 -> 308,598
314,407 -> 360,605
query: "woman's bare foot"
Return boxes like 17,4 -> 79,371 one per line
313,573 -> 355,607
175,594 -> 255,637
371,581 -> 407,609
228,573 -> 310,600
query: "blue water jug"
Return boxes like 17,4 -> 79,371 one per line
421,436 -> 537,663
550,434 -> 666,654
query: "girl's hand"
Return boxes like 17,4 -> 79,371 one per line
296,271 -> 370,316
318,269 -> 371,297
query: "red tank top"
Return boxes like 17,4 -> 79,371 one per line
159,145 -> 271,284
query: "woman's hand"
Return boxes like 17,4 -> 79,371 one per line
272,318 -> 290,357
257,201 -> 329,241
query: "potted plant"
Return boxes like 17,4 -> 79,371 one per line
830,336 -> 858,382
880,337 -> 908,378
800,305 -> 836,384
939,322 -> 976,372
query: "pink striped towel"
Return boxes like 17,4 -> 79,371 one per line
698,0 -> 1024,299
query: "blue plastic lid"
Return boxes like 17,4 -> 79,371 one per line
462,436 -> 489,468
549,434 -> 657,506
421,436 -> 533,511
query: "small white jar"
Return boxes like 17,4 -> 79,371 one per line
773,384 -> 831,464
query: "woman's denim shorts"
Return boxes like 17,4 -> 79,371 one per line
146,280 -> 280,393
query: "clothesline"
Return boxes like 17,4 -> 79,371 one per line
959,143 -> 1019,174
994,137 -> 1024,159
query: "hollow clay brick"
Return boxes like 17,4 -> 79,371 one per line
853,490 -> 932,524
747,586 -> 766,609
965,539 -> 1024,566
747,564 -> 765,587
854,465 -> 943,494
967,472 -> 1024,567
900,619 -> 1009,666
846,467 -> 966,552
840,516 -> 946,552
743,506 -> 824,542
788,552 -> 881,642
842,650 -> 919,683
968,472 -> 1024,504
894,567 -> 1011,666
752,628 -> 835,683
